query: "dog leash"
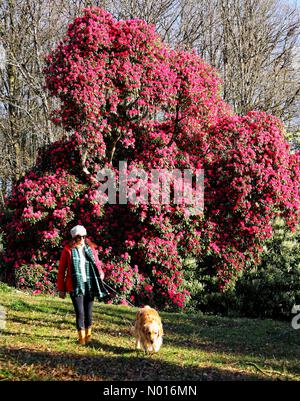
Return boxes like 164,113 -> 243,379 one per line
101,280 -> 136,308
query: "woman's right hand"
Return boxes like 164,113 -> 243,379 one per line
59,291 -> 66,299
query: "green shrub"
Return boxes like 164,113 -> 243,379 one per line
235,219 -> 300,319
235,264 -> 300,319
185,220 -> 300,320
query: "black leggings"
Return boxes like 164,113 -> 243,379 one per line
70,284 -> 94,330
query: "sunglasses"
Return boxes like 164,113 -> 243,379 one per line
75,235 -> 86,240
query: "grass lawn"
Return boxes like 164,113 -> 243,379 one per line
0,282 -> 299,381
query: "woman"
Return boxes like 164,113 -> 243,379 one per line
57,225 -> 108,345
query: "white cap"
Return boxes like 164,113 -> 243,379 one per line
70,225 -> 87,238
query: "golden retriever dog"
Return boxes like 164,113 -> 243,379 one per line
134,305 -> 163,353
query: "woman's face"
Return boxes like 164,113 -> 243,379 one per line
75,235 -> 86,246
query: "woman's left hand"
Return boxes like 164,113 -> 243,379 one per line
100,270 -> 105,281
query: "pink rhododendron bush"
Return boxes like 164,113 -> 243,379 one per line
1,7 -> 299,308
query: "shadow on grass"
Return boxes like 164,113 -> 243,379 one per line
96,307 -> 300,353
3,331 -> 73,341
0,346 -> 265,381
8,315 -> 73,328
93,307 -> 300,379
86,338 -> 135,355
93,306 -> 136,325
2,293 -> 299,379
